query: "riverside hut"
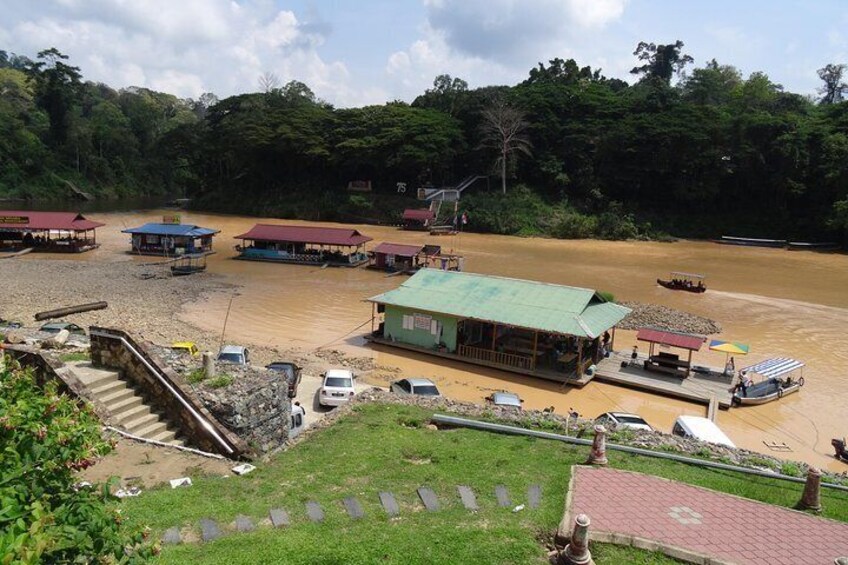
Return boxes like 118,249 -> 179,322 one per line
0,211 -> 104,253
122,222 -> 219,256
368,243 -> 463,273
402,209 -> 435,230
367,269 -> 630,381
234,224 -> 372,266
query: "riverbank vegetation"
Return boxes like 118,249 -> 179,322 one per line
3,44 -> 848,244
122,402 -> 848,564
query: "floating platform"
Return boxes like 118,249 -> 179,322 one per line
592,353 -> 733,410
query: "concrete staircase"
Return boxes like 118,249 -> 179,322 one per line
67,362 -> 184,446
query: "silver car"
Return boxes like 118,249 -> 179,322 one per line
486,391 -> 523,409
595,412 -> 653,432
390,378 -> 441,397
217,345 -> 249,365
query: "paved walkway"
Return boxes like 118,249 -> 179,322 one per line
567,466 -> 848,564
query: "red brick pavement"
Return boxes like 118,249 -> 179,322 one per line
568,466 -> 848,564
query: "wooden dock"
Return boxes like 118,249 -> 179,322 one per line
592,353 -> 734,410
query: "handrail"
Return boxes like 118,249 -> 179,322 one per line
431,414 -> 848,493
89,329 -> 235,455
458,344 -> 533,371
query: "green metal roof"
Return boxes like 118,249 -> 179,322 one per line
368,269 -> 631,338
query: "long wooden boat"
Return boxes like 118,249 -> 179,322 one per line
786,241 -> 840,251
714,236 -> 787,248
657,279 -> 706,293
732,377 -> 803,406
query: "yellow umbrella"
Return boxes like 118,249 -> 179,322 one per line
709,340 -> 750,355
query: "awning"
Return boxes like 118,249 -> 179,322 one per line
372,242 -> 425,257
670,271 -> 705,279
709,340 -> 750,355
636,327 -> 705,351
742,357 -> 804,379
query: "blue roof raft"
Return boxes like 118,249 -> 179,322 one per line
121,223 -> 220,237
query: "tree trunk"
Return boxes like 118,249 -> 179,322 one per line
501,149 -> 507,195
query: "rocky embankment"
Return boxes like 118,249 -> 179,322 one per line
299,389 -> 847,484
618,301 -> 721,335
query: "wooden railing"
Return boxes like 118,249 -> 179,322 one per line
458,345 -> 533,371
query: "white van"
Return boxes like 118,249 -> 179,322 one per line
672,415 -> 736,448
289,402 -> 306,439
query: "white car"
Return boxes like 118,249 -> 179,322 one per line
318,369 -> 356,407
595,412 -> 654,432
486,391 -> 523,409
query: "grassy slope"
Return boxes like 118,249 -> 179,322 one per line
122,404 -> 848,564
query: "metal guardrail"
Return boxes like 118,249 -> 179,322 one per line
432,414 -> 848,493
90,329 -> 235,456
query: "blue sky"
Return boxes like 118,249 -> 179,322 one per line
0,0 -> 845,106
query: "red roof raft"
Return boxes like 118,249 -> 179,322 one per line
367,241 -> 464,274
635,327 -> 706,378
234,224 -> 372,267
0,210 -> 105,253
401,208 -> 435,230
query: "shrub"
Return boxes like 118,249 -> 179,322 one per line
0,363 -> 155,563
551,211 -> 598,239
207,374 -> 234,389
59,351 -> 91,362
597,291 -> 615,303
596,201 -> 639,240
780,462 -> 802,477
187,368 -> 206,384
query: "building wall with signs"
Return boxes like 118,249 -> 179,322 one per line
383,305 -> 458,352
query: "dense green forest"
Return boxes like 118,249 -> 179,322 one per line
2,44 -> 848,243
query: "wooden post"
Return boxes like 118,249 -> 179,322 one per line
577,339 -> 583,377
532,331 -> 539,370
610,326 -> 616,352
371,303 -> 375,333
687,349 -> 693,377
491,323 -> 498,350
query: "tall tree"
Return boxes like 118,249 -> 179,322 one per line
817,63 -> 848,105
631,40 -> 693,84
24,48 -> 82,147
478,97 -> 532,194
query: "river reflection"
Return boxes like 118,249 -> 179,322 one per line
28,209 -> 848,471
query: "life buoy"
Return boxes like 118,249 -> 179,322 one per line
778,388 -> 784,399
799,377 -> 805,387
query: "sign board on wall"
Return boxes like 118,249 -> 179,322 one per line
162,214 -> 181,225
413,313 -> 432,330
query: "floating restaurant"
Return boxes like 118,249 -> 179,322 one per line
367,269 -> 630,381
367,242 -> 463,273
121,220 -> 219,256
401,208 -> 435,230
234,224 -> 372,266
0,211 -> 104,253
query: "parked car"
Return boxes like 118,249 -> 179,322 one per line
266,361 -> 302,398
217,345 -> 249,365
171,341 -> 199,356
672,415 -> 735,448
39,322 -> 85,336
318,369 -> 356,407
595,412 -> 654,432
289,402 -> 306,439
486,391 -> 523,409
390,378 -> 441,397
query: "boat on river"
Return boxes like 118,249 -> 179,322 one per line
731,357 -> 804,406
714,235 -> 787,248
832,438 -> 848,464
657,271 -> 706,293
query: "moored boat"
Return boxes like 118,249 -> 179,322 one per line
832,438 -> 848,464
714,235 -> 787,248
731,357 -> 804,406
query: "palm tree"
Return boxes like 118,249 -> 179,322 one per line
479,97 -> 532,194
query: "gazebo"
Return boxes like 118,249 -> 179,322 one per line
636,327 -> 706,377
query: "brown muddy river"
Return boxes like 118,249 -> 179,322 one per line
38,210 -> 848,471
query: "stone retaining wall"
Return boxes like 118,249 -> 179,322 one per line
89,326 -> 249,459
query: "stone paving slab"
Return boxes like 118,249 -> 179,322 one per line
495,485 -> 511,508
458,485 -> 479,511
567,466 -> 848,565
269,508 -> 290,528
527,484 -> 541,509
306,501 -> 325,523
343,497 -> 364,519
235,515 -> 254,532
161,527 -> 181,545
418,487 -> 440,512
199,518 -> 222,542
379,491 -> 400,516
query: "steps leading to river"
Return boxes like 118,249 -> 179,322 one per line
67,362 -> 185,446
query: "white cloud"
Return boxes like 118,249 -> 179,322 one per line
0,0 -> 357,105
384,0 -> 629,102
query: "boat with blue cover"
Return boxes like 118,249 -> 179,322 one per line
731,357 -> 804,406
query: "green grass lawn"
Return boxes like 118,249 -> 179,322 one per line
122,403 -> 848,564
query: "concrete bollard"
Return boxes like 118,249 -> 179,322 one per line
202,351 -> 216,379
798,466 -> 822,513
557,514 -> 594,565
585,425 -> 608,466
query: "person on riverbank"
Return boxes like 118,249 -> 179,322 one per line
724,356 -> 735,376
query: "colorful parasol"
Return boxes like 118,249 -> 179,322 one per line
708,340 -> 750,355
